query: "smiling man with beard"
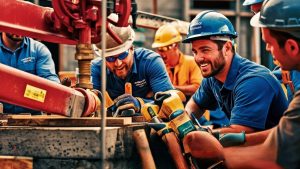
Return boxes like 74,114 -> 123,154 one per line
183,10 -> 288,134
91,21 -> 174,116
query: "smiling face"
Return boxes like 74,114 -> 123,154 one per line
106,48 -> 134,79
261,28 -> 296,70
191,39 -> 227,78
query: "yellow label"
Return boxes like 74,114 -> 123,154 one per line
24,85 -> 47,103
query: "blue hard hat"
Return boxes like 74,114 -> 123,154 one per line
182,10 -> 238,43
243,0 -> 264,6
251,0 -> 300,29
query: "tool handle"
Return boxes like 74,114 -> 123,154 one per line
162,132 -> 189,169
133,129 -> 156,169
125,82 -> 132,95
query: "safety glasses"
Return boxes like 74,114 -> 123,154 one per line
156,43 -> 176,52
106,50 -> 129,62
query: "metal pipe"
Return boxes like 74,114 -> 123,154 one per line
101,0 -> 107,163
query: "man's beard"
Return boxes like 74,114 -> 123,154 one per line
6,33 -> 24,42
198,51 -> 226,78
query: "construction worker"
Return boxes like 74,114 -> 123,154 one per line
0,32 -> 60,114
183,10 -> 288,133
152,24 -> 201,99
91,21 -> 174,115
244,0 -> 300,103
183,0 -> 300,168
152,24 -> 229,128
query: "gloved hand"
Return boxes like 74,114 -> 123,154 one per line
154,90 -> 186,119
113,94 -> 144,117
154,90 -> 186,106
169,109 -> 196,139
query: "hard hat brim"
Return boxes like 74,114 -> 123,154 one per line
243,0 -> 264,6
152,40 -> 179,48
250,12 -> 266,28
94,28 -> 135,57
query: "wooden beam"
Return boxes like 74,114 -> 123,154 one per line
7,116 -> 132,127
0,156 -> 32,169
0,125 -> 144,159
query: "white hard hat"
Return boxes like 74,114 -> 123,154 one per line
94,14 -> 135,57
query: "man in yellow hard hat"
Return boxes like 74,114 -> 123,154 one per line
152,24 -> 201,99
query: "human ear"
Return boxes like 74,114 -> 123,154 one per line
285,39 -> 299,57
223,41 -> 232,55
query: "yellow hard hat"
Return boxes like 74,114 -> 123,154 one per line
152,24 -> 182,48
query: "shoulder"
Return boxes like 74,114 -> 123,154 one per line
91,57 -> 102,66
235,74 -> 280,94
235,56 -> 275,82
134,47 -> 161,60
27,38 -> 47,48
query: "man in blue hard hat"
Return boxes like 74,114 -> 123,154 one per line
244,0 -> 300,104
183,10 -> 288,134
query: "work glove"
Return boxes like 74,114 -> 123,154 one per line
168,109 -> 196,139
154,90 -> 186,106
112,94 -> 144,117
212,131 -> 246,147
154,90 -> 186,120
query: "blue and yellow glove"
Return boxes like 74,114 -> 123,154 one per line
113,94 -> 144,117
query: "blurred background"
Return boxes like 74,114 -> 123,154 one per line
28,0 -> 276,73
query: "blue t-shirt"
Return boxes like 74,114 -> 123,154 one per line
193,54 -> 288,130
91,47 -> 174,100
0,36 -> 60,114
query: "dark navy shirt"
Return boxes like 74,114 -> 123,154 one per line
193,54 -> 288,130
0,36 -> 59,114
91,47 -> 174,100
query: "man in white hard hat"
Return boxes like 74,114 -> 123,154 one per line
91,22 -> 174,116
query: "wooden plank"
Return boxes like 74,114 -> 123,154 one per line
0,156 -> 32,169
7,116 -> 132,127
132,116 -> 146,122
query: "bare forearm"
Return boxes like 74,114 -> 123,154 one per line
185,98 -> 205,118
214,124 -> 255,134
244,128 -> 273,146
224,143 -> 277,169
174,84 -> 199,96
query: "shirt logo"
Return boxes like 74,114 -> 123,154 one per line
134,79 -> 147,88
21,57 -> 35,64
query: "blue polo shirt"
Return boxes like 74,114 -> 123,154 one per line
193,54 -> 288,130
0,36 -> 60,114
91,47 -> 174,100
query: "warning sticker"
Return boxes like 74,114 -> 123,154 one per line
24,85 -> 47,103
